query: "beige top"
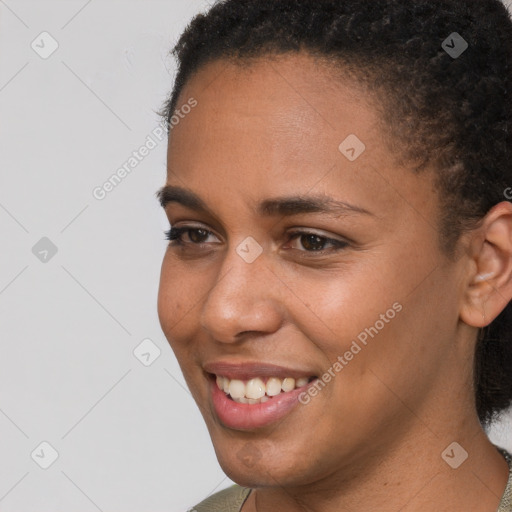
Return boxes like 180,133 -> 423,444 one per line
192,447 -> 512,512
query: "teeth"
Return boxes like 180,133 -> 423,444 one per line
232,396 -> 261,404
228,379 -> 246,399
246,378 -> 265,399
215,374 -> 313,403
296,377 -> 309,387
266,377 -> 282,396
281,377 -> 295,392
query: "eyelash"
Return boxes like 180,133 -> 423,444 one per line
164,226 -> 349,254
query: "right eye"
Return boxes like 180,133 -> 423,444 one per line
164,226 -> 219,246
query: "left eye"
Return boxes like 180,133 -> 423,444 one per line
286,231 -> 348,252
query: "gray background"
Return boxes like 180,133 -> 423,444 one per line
1,1 -> 511,511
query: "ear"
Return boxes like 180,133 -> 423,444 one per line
460,201 -> 512,328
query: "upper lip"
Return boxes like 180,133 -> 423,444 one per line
203,360 -> 317,381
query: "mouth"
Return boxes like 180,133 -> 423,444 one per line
203,361 -> 319,430
212,374 -> 316,404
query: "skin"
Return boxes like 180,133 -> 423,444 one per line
157,53 -> 512,511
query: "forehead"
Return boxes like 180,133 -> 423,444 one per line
165,53 -> 439,226
169,53 -> 382,159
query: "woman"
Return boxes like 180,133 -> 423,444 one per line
157,1 -> 512,510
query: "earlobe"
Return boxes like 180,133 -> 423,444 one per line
460,201 -> 512,329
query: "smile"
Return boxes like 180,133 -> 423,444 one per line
215,375 -> 315,404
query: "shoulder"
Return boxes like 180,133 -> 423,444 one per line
497,446 -> 512,512
191,485 -> 252,512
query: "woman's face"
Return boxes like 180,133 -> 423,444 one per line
158,53 -> 473,487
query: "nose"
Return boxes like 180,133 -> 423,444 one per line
199,245 -> 284,343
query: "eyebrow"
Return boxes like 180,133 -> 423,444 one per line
156,185 -> 373,218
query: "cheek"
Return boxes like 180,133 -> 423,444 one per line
157,256 -> 202,334
157,274 -> 202,388
290,247 -> 450,385
286,264 -> 401,348
157,276 -> 179,337
157,257 -> 215,392
335,266 -> 460,408
157,259 -> 193,353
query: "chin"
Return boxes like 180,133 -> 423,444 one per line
211,432 -> 315,489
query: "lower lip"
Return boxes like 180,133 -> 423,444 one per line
209,376 -> 313,430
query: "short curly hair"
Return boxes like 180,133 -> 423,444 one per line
160,0 -> 512,426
